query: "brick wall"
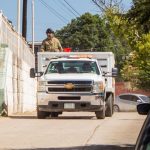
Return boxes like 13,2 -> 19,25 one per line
115,82 -> 150,96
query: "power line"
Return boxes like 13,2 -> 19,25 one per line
39,0 -> 68,24
40,0 -> 68,23
53,0 -> 74,18
59,0 -> 78,18
63,0 -> 81,16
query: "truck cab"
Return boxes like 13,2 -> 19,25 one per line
30,52 -> 117,119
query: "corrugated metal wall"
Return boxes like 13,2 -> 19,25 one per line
0,12 -> 36,116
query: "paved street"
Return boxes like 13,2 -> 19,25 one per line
0,112 -> 146,150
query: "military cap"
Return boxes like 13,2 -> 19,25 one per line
46,28 -> 54,34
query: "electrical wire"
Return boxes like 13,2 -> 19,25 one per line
63,0 -> 81,16
53,0 -> 74,18
39,0 -> 68,23
59,0 -> 78,17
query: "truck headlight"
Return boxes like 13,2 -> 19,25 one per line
39,81 -> 46,86
93,82 -> 104,93
38,81 -> 46,92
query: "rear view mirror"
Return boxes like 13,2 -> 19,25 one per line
137,99 -> 142,104
112,68 -> 118,77
42,65 -> 47,68
36,72 -> 44,77
102,68 -> 118,77
30,68 -> 43,78
137,103 -> 150,115
30,68 -> 35,78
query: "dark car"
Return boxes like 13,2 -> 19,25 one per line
135,103 -> 150,150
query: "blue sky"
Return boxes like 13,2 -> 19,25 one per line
0,0 -> 132,41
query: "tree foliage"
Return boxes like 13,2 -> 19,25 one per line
92,0 -> 150,89
56,12 -> 127,70
128,0 -> 150,33
121,34 -> 150,89
101,8 -> 139,74
56,13 -> 109,51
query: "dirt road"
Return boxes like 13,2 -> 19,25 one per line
0,112 -> 146,150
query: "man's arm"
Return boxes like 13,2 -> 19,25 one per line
57,40 -> 63,52
40,40 -> 46,52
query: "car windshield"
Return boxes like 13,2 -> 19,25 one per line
45,60 -> 100,75
139,96 -> 150,102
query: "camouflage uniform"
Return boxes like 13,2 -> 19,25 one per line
41,37 -> 63,52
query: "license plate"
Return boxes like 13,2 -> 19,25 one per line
64,103 -> 75,109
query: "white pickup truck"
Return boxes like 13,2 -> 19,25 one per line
30,52 -> 117,119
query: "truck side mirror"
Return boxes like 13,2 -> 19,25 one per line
38,72 -> 44,77
30,68 -> 35,78
30,68 -> 43,78
112,68 -> 118,77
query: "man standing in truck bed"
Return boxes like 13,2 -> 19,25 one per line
41,28 -> 63,52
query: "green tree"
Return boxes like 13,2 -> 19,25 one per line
56,13 -> 109,51
102,8 -> 139,74
121,34 -> 150,89
127,0 -> 150,33
92,0 -> 150,89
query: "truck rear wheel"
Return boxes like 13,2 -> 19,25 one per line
95,106 -> 105,119
105,94 -> 113,117
37,110 -> 49,119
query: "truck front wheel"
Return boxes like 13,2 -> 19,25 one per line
95,106 -> 105,119
37,110 -> 50,119
51,112 -> 59,118
105,94 -> 113,117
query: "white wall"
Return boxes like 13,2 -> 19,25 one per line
0,12 -> 37,115
4,48 -> 37,115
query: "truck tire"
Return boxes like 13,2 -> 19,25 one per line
37,110 -> 49,119
105,94 -> 113,117
51,112 -> 59,118
95,106 -> 105,119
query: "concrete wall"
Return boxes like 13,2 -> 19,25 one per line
5,48 -> 36,115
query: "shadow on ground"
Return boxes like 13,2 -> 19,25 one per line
9,116 -> 95,120
9,116 -> 37,119
7,144 -> 135,150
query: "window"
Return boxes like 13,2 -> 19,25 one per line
131,95 -> 139,102
140,96 -> 150,103
45,61 -> 100,75
119,95 -> 132,101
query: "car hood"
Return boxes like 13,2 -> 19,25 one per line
43,73 -> 103,82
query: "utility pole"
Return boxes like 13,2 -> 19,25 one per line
32,0 -> 35,53
17,0 -> 21,35
22,0 -> 28,40
17,0 -> 21,113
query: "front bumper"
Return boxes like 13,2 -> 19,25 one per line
37,92 -> 104,112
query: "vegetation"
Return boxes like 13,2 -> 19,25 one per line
93,0 -> 150,90
56,0 -> 150,90
121,34 -> 150,89
56,13 -> 109,51
128,0 -> 150,33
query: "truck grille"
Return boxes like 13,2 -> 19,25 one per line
47,81 -> 92,85
47,80 -> 93,93
48,87 -> 92,92
58,96 -> 81,100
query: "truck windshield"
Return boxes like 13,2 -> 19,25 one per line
45,61 -> 100,75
